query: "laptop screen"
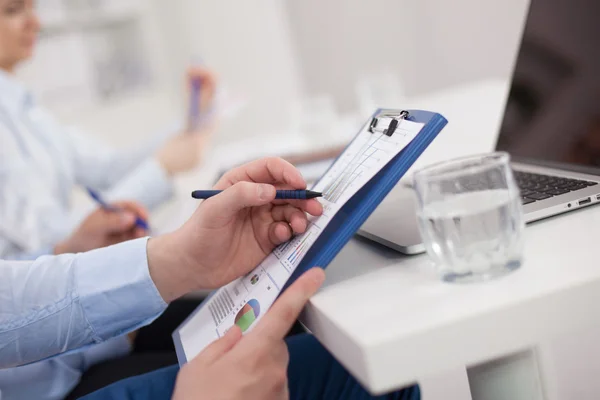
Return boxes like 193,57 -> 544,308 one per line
495,0 -> 600,169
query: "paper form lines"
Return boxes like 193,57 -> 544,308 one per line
323,133 -> 388,203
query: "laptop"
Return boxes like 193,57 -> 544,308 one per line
357,0 -> 600,254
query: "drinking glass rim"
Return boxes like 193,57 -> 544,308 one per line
413,151 -> 511,183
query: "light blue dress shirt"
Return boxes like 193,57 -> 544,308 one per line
0,238 -> 167,400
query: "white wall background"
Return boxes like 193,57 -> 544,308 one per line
43,0 -> 530,148
284,0 -> 529,112
42,0 -> 305,147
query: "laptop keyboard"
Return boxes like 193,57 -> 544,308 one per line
514,171 -> 598,205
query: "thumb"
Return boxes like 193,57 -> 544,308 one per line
204,182 -> 276,218
196,325 -> 242,365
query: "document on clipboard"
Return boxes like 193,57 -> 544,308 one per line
173,109 -> 448,364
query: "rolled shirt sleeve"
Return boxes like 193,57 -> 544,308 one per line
0,237 -> 167,368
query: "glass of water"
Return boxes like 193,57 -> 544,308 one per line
413,152 -> 525,283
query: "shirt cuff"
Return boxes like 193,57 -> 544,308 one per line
74,237 -> 167,341
105,158 -> 174,211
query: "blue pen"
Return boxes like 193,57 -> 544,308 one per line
189,76 -> 202,131
86,188 -> 149,231
191,189 -> 323,200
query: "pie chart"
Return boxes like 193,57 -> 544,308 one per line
234,299 -> 261,332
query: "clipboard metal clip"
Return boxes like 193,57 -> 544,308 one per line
368,110 -> 409,137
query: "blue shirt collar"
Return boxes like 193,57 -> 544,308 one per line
0,68 -> 33,115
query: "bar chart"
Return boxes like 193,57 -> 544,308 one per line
275,228 -> 319,272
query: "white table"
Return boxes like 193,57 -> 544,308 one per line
302,202 -> 600,399
298,79 -> 600,399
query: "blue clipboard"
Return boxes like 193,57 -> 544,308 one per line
173,108 -> 447,364
281,108 -> 447,291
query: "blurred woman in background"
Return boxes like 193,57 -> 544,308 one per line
0,1 -> 216,399
0,0 -> 216,260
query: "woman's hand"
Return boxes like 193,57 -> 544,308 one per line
156,133 -> 210,175
54,201 -> 148,254
155,65 -> 218,175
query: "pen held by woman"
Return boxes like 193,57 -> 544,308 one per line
87,188 -> 150,231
